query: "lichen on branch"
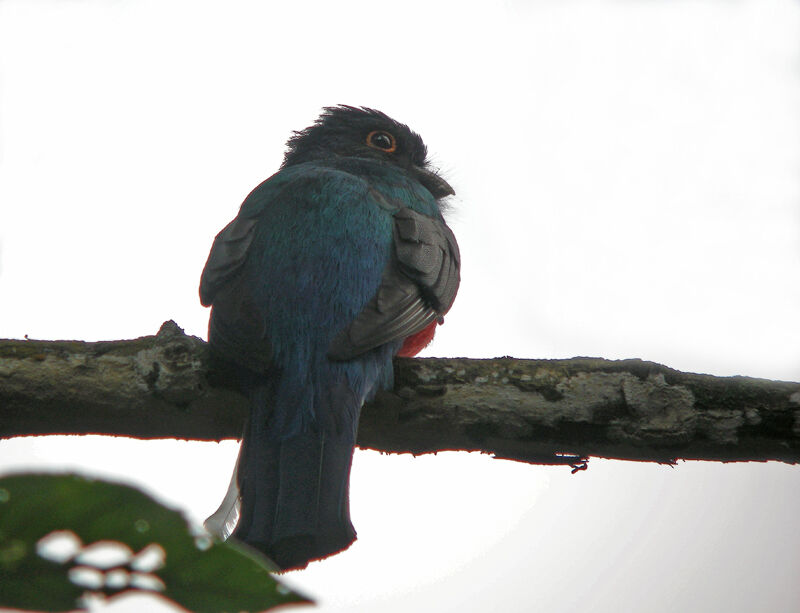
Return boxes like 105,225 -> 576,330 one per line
1,321 -> 798,465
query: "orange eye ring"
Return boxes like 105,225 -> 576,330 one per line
366,130 -> 397,153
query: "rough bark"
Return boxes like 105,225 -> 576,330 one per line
1,321 -> 799,465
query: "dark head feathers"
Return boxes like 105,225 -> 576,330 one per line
281,105 -> 430,170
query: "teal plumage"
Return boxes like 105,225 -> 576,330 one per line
200,106 -> 459,569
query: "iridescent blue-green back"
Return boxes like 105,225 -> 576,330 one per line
203,158 -> 444,569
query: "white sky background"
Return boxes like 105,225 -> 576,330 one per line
1,0 -> 799,611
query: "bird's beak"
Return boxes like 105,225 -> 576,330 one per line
412,165 -> 455,199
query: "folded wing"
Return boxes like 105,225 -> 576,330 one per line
328,207 -> 460,360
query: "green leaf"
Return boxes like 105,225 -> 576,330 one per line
0,473 -> 311,612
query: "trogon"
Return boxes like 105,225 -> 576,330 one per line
200,106 -> 460,570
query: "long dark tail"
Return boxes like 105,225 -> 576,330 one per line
225,377 -> 359,570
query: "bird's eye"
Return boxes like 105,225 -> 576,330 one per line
366,130 -> 397,153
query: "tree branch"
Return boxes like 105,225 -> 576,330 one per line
2,321 -> 798,465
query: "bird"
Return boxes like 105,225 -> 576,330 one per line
199,105 -> 460,570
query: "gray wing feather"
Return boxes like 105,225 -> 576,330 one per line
199,188 -> 273,370
199,214 -> 260,307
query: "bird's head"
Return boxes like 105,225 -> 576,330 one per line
281,105 -> 454,199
